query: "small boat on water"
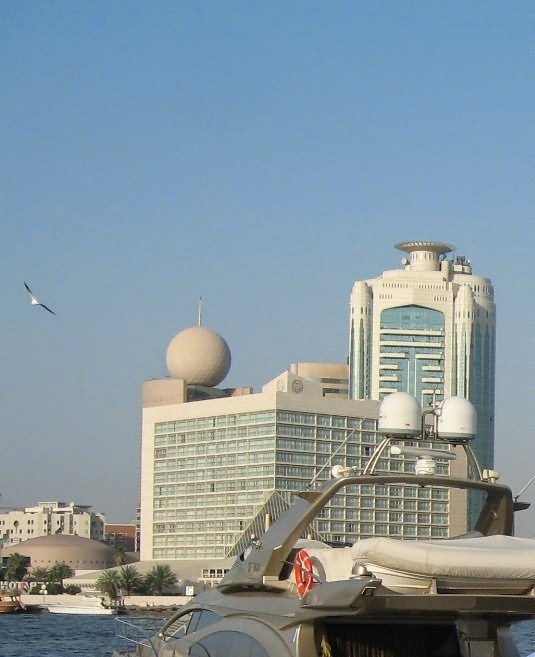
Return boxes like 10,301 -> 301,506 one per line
46,595 -> 118,615
0,590 -> 25,614
47,604 -> 118,615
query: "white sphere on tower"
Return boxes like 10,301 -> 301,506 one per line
166,326 -> 231,387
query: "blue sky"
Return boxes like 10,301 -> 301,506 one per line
1,2 -> 533,534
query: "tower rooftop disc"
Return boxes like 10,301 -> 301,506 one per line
395,241 -> 455,255
395,241 -> 455,272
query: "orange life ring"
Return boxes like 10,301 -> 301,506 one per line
293,549 -> 316,597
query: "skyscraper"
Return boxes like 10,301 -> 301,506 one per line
348,241 -> 496,489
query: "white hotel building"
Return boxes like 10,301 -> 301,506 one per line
140,322 -> 468,562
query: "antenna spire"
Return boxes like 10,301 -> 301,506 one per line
197,296 -> 203,327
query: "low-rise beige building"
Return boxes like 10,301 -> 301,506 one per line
0,501 -> 105,547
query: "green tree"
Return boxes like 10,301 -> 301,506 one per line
29,566 -> 50,582
64,585 -> 82,595
118,565 -> 143,596
45,582 -> 63,595
5,553 -> 28,581
114,546 -> 127,566
144,565 -> 177,596
48,563 -> 74,583
96,570 -> 121,601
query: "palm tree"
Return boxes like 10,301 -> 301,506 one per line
118,565 -> 143,596
114,546 -> 127,566
28,566 -> 50,582
48,563 -> 74,583
96,570 -> 121,602
4,553 -> 28,581
144,565 -> 177,595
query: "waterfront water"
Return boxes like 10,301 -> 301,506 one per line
0,614 -> 533,656
0,613 -> 163,657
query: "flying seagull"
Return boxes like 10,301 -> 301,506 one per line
24,281 -> 56,315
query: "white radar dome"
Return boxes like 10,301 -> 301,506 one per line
378,392 -> 422,438
166,326 -> 231,387
437,397 -> 477,442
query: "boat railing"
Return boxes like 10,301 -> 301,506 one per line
218,471 -> 515,593
113,617 -> 160,657
159,614 -> 191,640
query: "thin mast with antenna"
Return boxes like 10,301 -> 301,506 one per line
197,296 -> 203,327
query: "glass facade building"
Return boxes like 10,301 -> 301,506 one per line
379,306 -> 445,402
349,242 -> 496,526
142,373 -> 457,561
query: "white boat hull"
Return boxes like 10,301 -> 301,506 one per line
47,605 -> 117,615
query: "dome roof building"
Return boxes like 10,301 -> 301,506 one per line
1,534 -> 119,573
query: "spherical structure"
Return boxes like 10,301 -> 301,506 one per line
1,535 -> 117,572
166,326 -> 231,386
437,397 -> 477,442
378,392 -> 422,438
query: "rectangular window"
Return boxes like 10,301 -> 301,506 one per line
431,527 -> 448,538
431,514 -> 448,526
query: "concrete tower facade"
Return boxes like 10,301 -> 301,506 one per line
349,241 -> 496,475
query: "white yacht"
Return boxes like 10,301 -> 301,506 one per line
112,394 -> 535,657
